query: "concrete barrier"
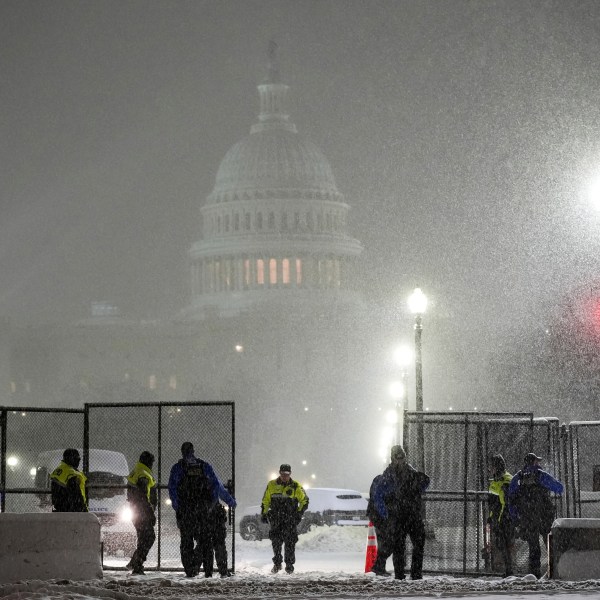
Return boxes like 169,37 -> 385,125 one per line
549,518 -> 600,580
0,513 -> 102,583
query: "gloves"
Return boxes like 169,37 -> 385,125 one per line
295,512 -> 303,525
261,513 -> 269,524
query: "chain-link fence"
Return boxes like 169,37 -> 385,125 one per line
0,402 -> 234,572
402,412 -> 564,576
0,406 -> 585,577
566,421 -> 600,519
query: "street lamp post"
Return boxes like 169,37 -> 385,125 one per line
392,344 -> 413,447
408,288 -> 427,469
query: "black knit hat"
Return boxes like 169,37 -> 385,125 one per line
279,464 -> 291,474
139,451 -> 154,467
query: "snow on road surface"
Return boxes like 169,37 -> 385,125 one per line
2,526 -> 600,599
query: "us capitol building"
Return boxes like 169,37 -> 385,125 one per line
2,53 -> 390,505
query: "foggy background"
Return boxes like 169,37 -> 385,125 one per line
3,0 -> 600,418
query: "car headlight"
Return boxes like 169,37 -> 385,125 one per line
120,505 -> 134,522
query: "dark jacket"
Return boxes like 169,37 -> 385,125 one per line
168,454 -> 236,513
508,464 -> 563,527
50,461 -> 88,513
373,463 -> 430,521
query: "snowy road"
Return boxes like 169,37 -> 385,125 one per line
2,527 -> 600,599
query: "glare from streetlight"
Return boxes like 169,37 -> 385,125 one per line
7,456 -> 18,467
408,287 -> 428,314
388,380 -> 405,400
385,409 -> 398,424
393,344 -> 413,367
381,426 -> 395,445
587,176 -> 600,212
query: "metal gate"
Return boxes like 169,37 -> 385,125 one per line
0,402 -> 235,572
402,411 -> 564,576
566,421 -> 600,519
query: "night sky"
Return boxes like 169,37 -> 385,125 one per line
3,1 -> 600,409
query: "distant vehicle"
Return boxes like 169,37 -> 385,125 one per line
239,487 -> 369,541
34,449 -> 131,526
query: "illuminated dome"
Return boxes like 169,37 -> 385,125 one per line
182,48 -> 363,320
209,129 -> 340,202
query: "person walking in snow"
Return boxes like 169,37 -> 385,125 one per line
371,445 -> 430,580
50,448 -> 88,512
487,454 -> 514,577
168,442 -> 236,578
126,450 -> 157,575
508,452 -> 563,578
261,463 -> 309,574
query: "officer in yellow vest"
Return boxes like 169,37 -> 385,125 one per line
50,448 -> 88,512
261,464 -> 308,574
126,451 -> 157,575
487,454 -> 514,577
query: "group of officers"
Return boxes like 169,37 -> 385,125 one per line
49,443 -> 308,577
49,442 -> 564,579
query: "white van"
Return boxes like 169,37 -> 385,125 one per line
34,449 -> 132,526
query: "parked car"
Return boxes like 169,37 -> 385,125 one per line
239,487 -> 368,541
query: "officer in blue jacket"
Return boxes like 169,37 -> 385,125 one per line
168,442 -> 236,577
508,452 -> 563,578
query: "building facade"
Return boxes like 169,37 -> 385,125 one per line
3,57 -> 386,506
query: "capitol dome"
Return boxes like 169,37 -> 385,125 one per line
183,52 -> 363,320
209,128 -> 341,202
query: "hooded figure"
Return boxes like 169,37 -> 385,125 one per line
370,445 -> 430,580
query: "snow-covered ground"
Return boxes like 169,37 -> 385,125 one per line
2,526 -> 600,599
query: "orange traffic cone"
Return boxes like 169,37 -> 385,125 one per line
364,521 -> 378,573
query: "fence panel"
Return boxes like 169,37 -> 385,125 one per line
403,412 -> 549,575
84,402 -> 234,572
567,421 -> 600,519
0,407 -> 85,515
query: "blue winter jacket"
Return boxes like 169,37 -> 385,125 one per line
507,465 -> 563,520
167,454 -> 236,512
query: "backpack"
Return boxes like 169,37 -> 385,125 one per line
510,469 -> 554,526
177,459 -> 213,507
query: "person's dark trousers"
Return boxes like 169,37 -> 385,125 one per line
522,527 -> 541,577
407,520 -> 426,579
270,525 -> 298,567
131,517 -> 156,568
391,518 -> 425,579
372,523 -> 393,573
178,510 -> 212,577
492,517 -> 514,575
522,523 -> 549,578
213,518 -> 229,575
205,512 -> 228,577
